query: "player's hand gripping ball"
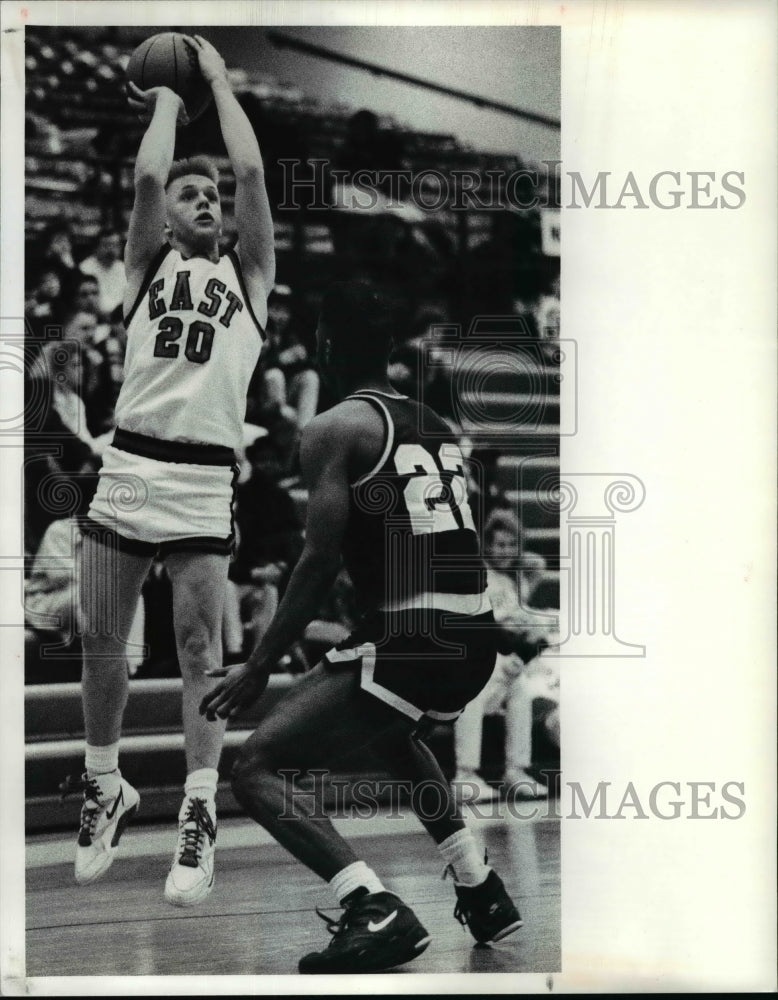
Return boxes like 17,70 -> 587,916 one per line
126,32 -> 213,125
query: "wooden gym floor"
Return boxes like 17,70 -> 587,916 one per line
26,807 -> 560,979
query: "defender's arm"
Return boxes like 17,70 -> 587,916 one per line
200,413 -> 353,720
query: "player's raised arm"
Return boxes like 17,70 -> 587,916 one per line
123,84 -> 187,306
188,35 -> 276,308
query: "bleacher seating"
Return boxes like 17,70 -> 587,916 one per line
26,676 -> 557,831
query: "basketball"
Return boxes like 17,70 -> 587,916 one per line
126,32 -> 212,123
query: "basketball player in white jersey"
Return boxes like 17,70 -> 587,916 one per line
61,36 -> 275,906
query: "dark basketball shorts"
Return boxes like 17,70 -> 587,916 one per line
324,608 -> 498,723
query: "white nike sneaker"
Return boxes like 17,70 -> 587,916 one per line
164,797 -> 217,907
60,772 -> 141,885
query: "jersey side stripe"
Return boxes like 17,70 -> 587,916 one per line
122,243 -> 173,327
225,249 -> 266,339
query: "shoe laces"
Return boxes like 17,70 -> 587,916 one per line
60,773 -> 103,842
314,905 -> 354,941
176,798 -> 216,866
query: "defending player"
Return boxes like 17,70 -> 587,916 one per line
63,36 -> 275,906
201,282 -> 521,973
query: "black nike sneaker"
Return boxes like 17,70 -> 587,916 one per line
298,891 -> 431,973
451,869 -> 523,944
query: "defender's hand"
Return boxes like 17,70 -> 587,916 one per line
126,81 -> 188,125
185,34 -> 229,86
199,662 -> 270,721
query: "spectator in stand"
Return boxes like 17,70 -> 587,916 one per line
453,508 -> 559,802
258,286 -> 320,430
25,471 -> 145,683
25,265 -> 64,328
71,272 -> 107,323
66,274 -> 124,435
41,334 -> 112,460
535,292 -> 561,364
34,221 -> 80,298
78,228 -> 126,318
24,335 -> 100,556
226,434 -> 305,660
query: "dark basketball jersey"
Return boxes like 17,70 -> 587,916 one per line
343,390 -> 487,610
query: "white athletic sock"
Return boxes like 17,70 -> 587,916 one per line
329,861 -> 386,906
182,768 -> 219,817
85,743 -> 120,779
438,829 -> 491,887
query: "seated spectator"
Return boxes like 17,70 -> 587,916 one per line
257,286 -> 320,430
535,292 -> 561,364
41,326 -> 112,457
78,228 -> 126,318
453,507 -> 559,802
24,472 -> 145,682
66,275 -> 124,434
227,435 -> 305,659
32,221 -> 79,299
25,265 -> 64,327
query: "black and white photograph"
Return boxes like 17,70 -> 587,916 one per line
1,0 -> 775,994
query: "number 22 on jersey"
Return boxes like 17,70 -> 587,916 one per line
394,442 -> 476,535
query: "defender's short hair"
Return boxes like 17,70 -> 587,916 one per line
319,281 -> 394,373
165,156 -> 220,190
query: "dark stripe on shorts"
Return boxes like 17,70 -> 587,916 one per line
158,536 -> 233,557
123,243 -> 173,328
80,518 -> 233,558
79,517 -> 158,556
112,427 -> 236,466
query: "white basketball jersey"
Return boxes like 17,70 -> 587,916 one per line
116,245 -> 264,450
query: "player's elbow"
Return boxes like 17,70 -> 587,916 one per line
134,166 -> 166,191
233,161 -> 264,184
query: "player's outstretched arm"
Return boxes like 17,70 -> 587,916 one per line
200,414 -> 352,721
123,84 -> 186,310
188,35 -> 276,305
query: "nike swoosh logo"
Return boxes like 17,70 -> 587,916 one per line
367,910 -> 398,933
105,788 -> 123,821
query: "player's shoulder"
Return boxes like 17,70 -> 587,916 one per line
301,400 -> 383,464
304,399 -> 379,443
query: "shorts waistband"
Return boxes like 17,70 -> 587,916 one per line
113,428 -> 236,466
377,592 -> 490,615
